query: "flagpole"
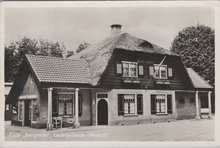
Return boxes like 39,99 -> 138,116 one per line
145,56 -> 166,89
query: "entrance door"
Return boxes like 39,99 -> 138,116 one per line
97,99 -> 108,125
24,100 -> 31,126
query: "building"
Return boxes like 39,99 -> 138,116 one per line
5,82 -> 13,121
7,24 -> 213,130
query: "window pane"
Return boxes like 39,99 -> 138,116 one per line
129,102 -> 135,114
123,63 -> 129,77
154,66 -> 160,78
154,65 -> 167,79
130,63 -> 137,77
59,94 -> 73,115
59,103 -> 64,115
156,95 -> 166,113
67,102 -> 72,114
124,94 -> 135,114
124,102 -> 129,114
97,94 -> 108,98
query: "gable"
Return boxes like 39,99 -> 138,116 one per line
21,74 -> 39,96
6,60 -> 32,105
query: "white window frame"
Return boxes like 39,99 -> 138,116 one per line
119,93 -> 138,116
122,61 -> 138,78
96,93 -> 109,99
124,94 -> 136,115
153,64 -> 168,79
152,93 -> 168,115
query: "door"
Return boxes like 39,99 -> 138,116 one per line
24,100 -> 31,126
97,99 -> 108,125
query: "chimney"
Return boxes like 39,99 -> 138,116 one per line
110,24 -> 122,36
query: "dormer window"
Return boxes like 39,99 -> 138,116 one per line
154,64 -> 167,79
122,61 -> 138,77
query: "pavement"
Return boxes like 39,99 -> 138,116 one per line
4,118 -> 214,141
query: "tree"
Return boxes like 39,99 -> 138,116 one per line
76,41 -> 90,53
65,50 -> 75,58
170,24 -> 215,86
5,37 -> 66,82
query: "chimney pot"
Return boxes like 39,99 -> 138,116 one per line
110,24 -> 122,36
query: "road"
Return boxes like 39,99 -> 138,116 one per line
5,119 -> 214,141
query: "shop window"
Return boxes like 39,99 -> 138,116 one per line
58,94 -> 73,116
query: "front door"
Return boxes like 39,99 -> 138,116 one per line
24,100 -> 31,126
97,99 -> 108,125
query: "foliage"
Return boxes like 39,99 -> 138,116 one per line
171,24 -> 215,86
65,50 -> 75,58
5,37 -> 66,82
76,41 -> 90,53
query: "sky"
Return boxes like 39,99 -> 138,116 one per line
5,6 -> 215,51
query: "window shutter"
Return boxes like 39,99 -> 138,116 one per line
168,67 -> 173,77
78,94 -> 82,117
151,95 -> 156,114
167,95 -> 172,114
52,96 -> 58,117
138,65 -> 144,76
118,94 -> 124,116
149,66 -> 154,76
137,94 -> 143,115
116,63 -> 122,74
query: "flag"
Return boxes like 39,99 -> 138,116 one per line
145,56 -> 166,89
153,56 -> 166,77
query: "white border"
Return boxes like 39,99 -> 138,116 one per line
0,1 -> 219,147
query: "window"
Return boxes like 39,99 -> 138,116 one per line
124,94 -> 135,114
156,95 -> 166,113
58,94 -> 73,115
122,62 -> 138,77
154,64 -> 167,79
118,94 -> 143,116
151,94 -> 173,114
97,93 -> 108,99
18,101 -> 23,121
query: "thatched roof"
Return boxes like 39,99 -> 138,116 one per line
69,33 -> 179,86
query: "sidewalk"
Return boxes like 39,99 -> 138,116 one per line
5,118 -> 215,141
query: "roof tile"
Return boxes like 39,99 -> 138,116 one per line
26,54 -> 91,84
